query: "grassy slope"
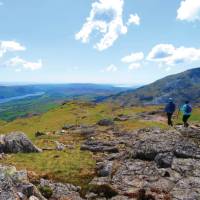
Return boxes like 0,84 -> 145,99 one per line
0,101 -> 199,190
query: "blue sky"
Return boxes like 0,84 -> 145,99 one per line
0,0 -> 200,85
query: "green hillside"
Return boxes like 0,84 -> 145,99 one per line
108,68 -> 200,106
0,101 -> 200,192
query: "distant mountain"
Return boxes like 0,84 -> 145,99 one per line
108,68 -> 200,106
0,84 -> 129,99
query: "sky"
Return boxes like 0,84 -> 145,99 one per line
0,0 -> 200,85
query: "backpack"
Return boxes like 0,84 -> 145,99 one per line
185,104 -> 192,113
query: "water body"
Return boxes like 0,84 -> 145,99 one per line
0,92 -> 45,104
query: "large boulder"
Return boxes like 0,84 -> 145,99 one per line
0,132 -> 42,153
0,165 -> 46,200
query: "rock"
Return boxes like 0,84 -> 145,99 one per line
0,165 -> 46,200
176,125 -> 200,140
96,161 -> 113,177
97,119 -> 114,126
0,132 -> 42,153
0,153 -> 6,160
39,179 -> 83,200
81,140 -> 119,153
35,131 -> 46,137
154,153 -> 174,168
174,142 -> 200,159
90,177 -> 118,198
21,184 -> 35,197
88,127 -> 200,199
55,141 -> 66,151
114,115 -> 130,122
62,124 -> 75,130
29,196 -> 39,200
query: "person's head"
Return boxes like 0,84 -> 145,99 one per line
169,98 -> 173,103
185,100 -> 189,104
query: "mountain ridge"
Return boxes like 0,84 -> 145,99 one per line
107,67 -> 200,106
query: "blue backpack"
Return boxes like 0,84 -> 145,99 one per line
185,104 -> 192,113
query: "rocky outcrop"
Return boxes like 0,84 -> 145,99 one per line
0,165 -> 84,200
0,132 -> 42,153
39,179 -> 83,200
81,140 -> 119,153
88,127 -> 200,199
0,165 -> 46,200
62,124 -> 95,137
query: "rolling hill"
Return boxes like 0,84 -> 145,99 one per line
108,67 -> 200,106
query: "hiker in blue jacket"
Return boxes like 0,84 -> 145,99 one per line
181,101 -> 192,127
164,98 -> 176,126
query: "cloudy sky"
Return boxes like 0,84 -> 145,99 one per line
0,0 -> 200,84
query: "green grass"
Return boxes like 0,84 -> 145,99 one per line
2,149 -> 95,189
175,107 -> 200,124
190,108 -> 200,122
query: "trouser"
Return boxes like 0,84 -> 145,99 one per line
182,115 -> 190,127
167,113 -> 173,126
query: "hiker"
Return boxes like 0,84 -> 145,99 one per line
181,101 -> 192,127
164,98 -> 176,126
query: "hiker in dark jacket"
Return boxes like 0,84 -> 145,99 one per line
181,101 -> 192,127
164,98 -> 176,126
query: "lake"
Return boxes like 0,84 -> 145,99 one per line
0,92 -> 45,104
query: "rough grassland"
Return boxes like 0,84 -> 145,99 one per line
0,101 -> 199,190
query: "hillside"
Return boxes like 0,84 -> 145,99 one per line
0,84 -> 129,121
108,68 -> 200,106
0,101 -> 200,199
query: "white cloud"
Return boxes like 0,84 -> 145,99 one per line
0,41 -> 26,57
75,0 -> 140,51
7,56 -> 43,71
147,44 -> 200,65
105,64 -> 118,72
121,52 -> 144,63
127,14 -> 140,26
128,63 -> 141,70
177,0 -> 200,22
121,52 -> 144,70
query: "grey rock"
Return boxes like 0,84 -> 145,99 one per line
0,165 -> 46,200
39,179 -> 83,200
97,119 -> 114,126
55,141 -> 66,151
35,131 -> 46,137
174,142 -> 200,159
154,152 -> 174,168
0,132 -> 42,153
96,161 -> 113,177
81,140 -> 119,153
89,127 -> 200,199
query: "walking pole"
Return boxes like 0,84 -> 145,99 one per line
176,106 -> 180,125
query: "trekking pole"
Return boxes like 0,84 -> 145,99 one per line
176,106 -> 180,124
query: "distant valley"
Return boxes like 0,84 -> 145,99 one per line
0,84 -> 132,121
1,68 -> 200,121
